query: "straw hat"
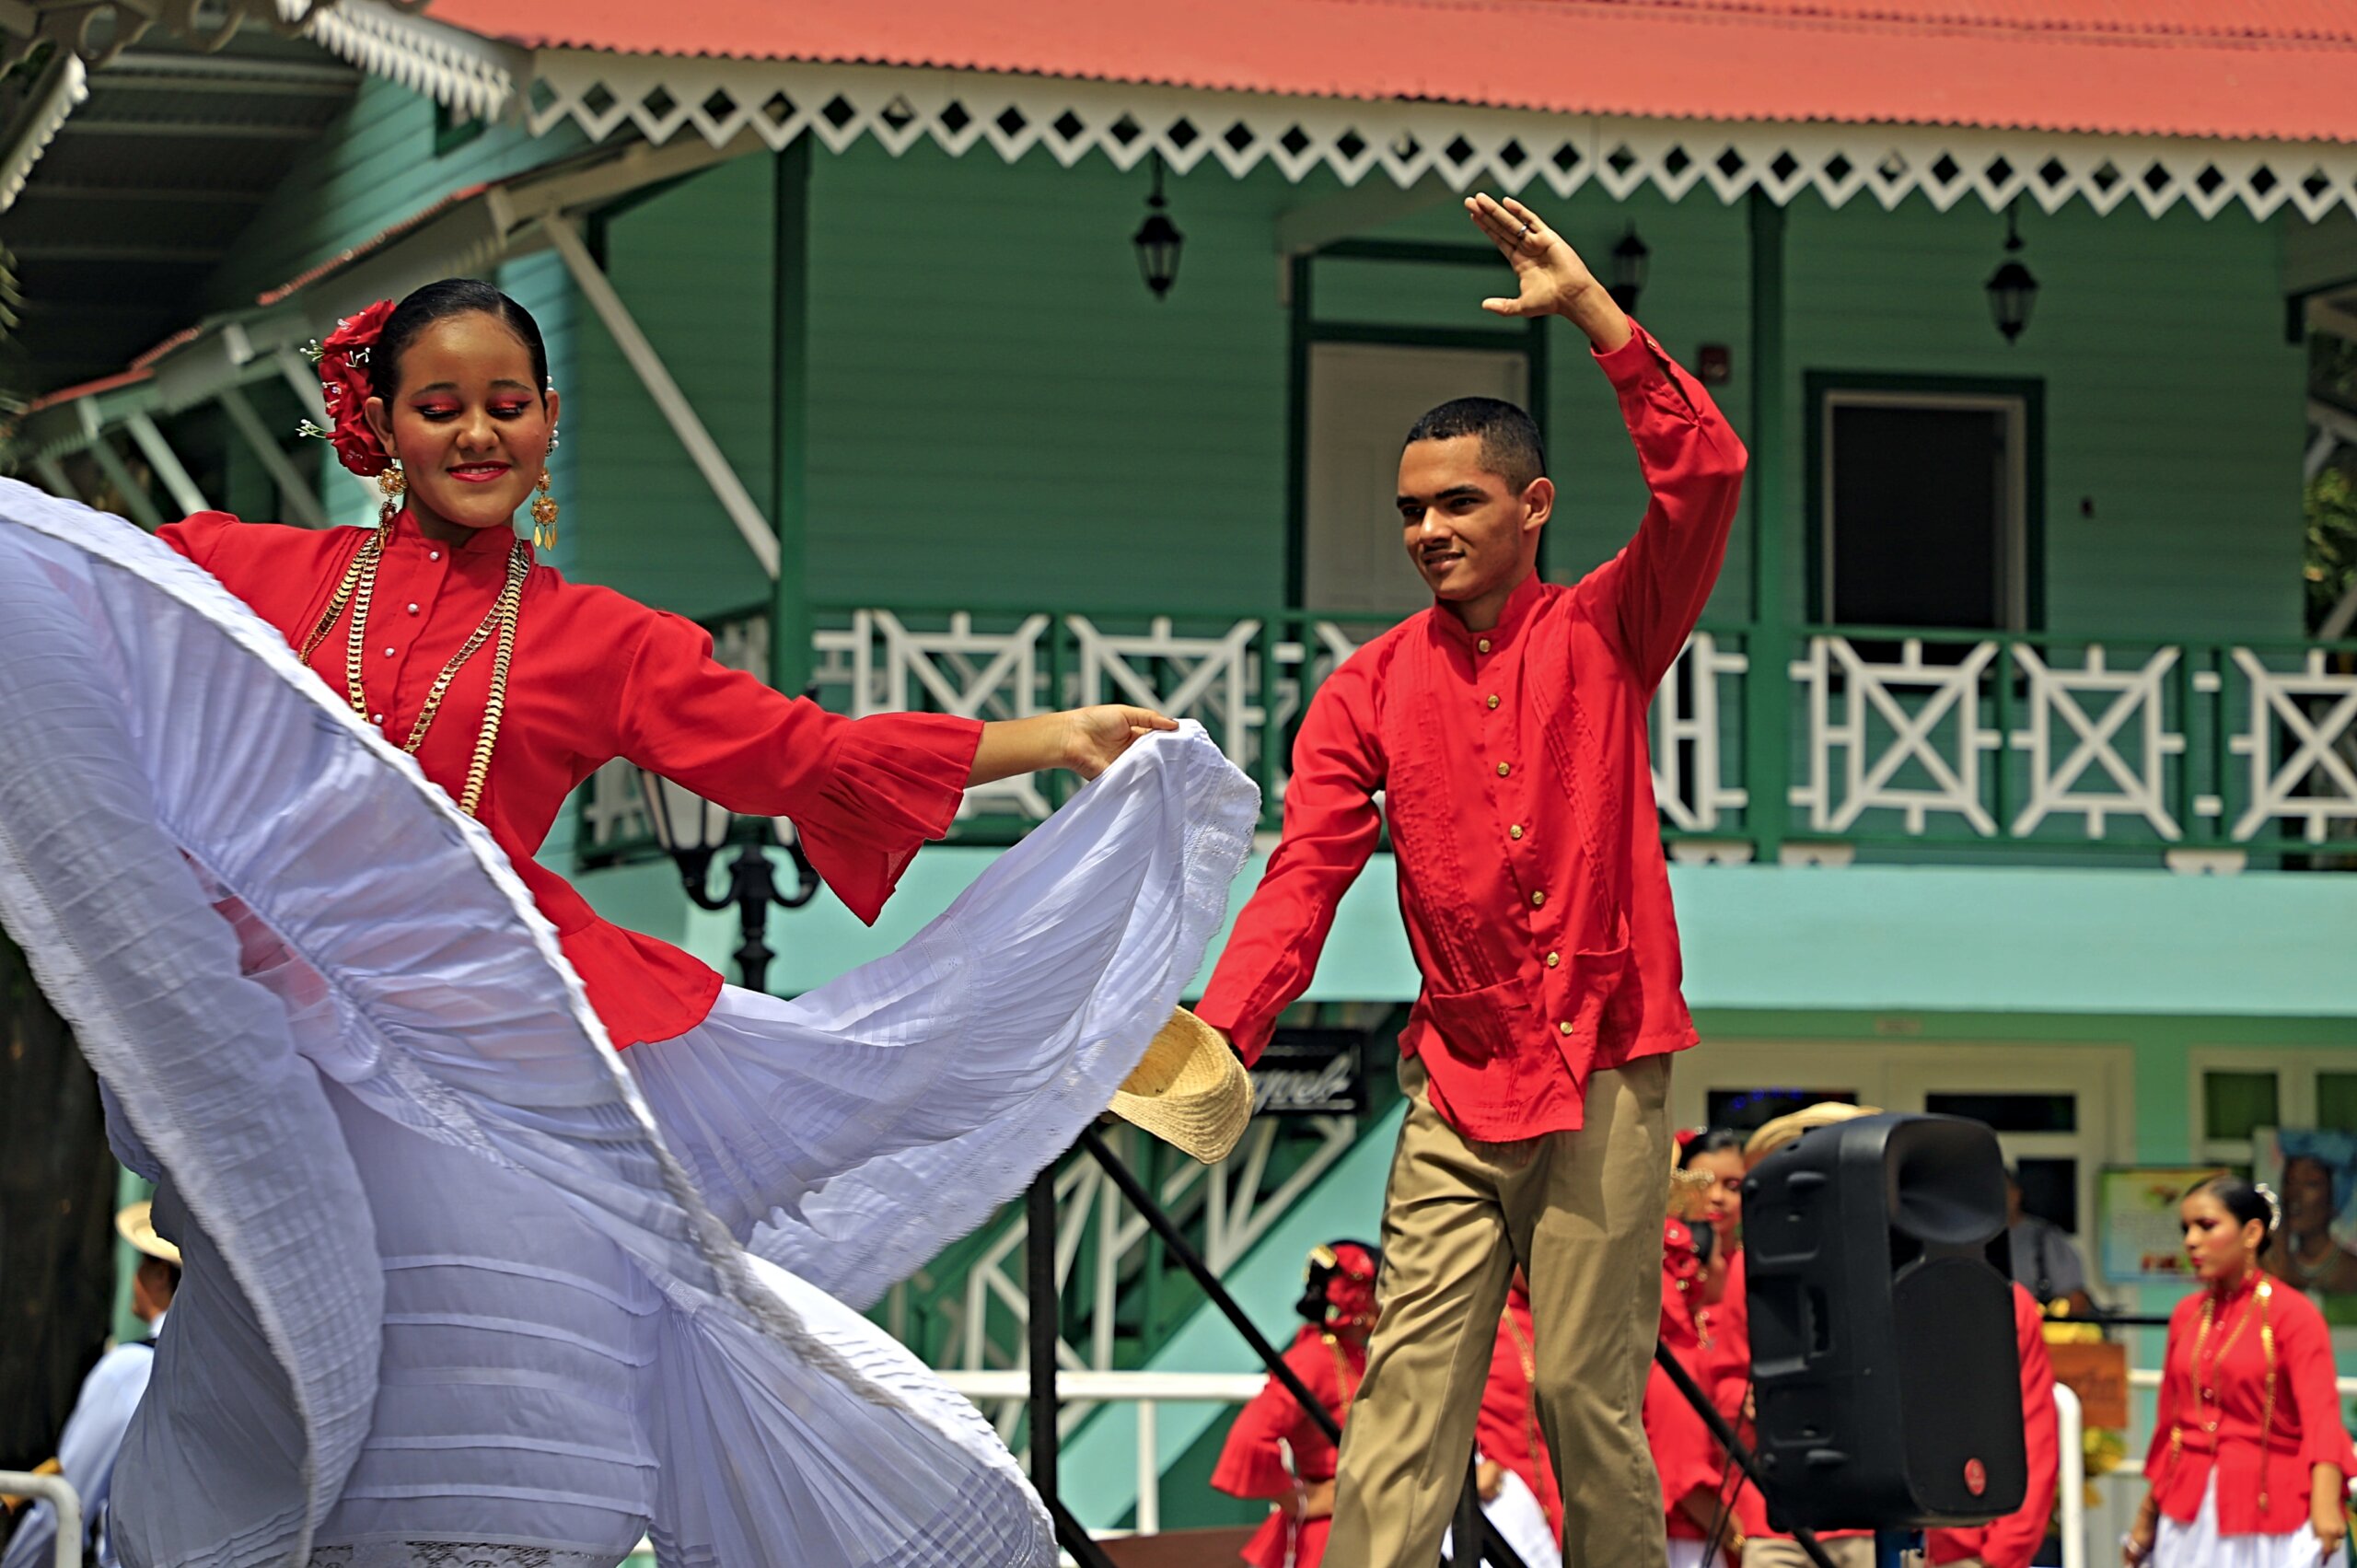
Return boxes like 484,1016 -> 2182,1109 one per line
115,1199 -> 180,1266
1744,1101 -> 1883,1162
1109,1007 -> 1253,1165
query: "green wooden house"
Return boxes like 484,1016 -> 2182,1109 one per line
6,0 -> 2357,1547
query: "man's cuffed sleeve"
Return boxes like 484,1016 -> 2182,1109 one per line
1193,656 -> 1385,1063
1576,320 -> 1747,694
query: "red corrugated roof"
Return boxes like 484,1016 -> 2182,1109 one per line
419,0 -> 2357,145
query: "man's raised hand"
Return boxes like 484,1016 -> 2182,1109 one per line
1463,192 -> 1633,351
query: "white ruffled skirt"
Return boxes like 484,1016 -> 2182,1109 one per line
0,482 -> 1258,1568
2156,1477 -> 2351,1568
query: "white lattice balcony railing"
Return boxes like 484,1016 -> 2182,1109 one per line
574,610 -> 2357,871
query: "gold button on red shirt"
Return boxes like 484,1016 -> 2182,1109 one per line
1197,321 -> 1747,1141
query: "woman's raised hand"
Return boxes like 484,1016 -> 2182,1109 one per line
1062,704 -> 1178,780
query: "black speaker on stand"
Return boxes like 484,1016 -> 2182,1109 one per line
1744,1112 -> 2026,1534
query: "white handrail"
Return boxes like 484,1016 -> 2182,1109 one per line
940,1367 -> 2096,1566
0,1470 -> 83,1568
2056,1381 -> 2085,1568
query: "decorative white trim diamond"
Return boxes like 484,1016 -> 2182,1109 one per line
0,49 -> 83,214
463,48 -> 2357,223
297,0 -> 521,122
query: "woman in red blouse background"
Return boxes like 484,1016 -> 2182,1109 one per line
1213,1241 -> 1382,1568
2125,1175 -> 2353,1568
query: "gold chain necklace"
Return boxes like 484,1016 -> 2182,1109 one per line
298,520 -> 529,818
1321,1331 -> 1364,1421
1503,1307 -> 1554,1523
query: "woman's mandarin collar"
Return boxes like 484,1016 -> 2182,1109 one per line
389,509 -> 517,555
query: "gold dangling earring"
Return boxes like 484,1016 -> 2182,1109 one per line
530,468 -> 559,551
377,461 -> 405,527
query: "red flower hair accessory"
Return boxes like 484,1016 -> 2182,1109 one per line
298,299 -> 398,478
1318,1242 -> 1380,1327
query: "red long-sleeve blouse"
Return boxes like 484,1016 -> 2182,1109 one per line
1194,322 -> 1747,1141
2144,1273 -> 2355,1536
1647,1219 -> 1734,1542
160,509 -> 981,1046
1211,1324 -> 1364,1568
1927,1284 -> 2061,1568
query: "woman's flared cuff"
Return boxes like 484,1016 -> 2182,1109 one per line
1210,1444 -> 1298,1501
797,712 -> 982,923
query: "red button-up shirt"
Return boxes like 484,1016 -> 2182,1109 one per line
2145,1273 -> 2356,1537
1927,1284 -> 2061,1568
1195,322 -> 1746,1140
160,509 -> 981,1046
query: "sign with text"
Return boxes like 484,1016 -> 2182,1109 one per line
1248,1029 -> 1366,1118
2097,1166 -> 2226,1283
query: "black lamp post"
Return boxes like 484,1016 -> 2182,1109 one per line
1609,225 -> 1650,316
634,768 -> 820,994
1133,154 -> 1184,300
1986,204 -> 2038,344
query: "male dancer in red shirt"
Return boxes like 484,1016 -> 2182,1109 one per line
1195,191 -> 1747,1567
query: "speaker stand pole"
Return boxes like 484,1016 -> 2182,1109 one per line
1874,1529 -> 1921,1568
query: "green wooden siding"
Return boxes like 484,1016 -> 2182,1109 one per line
801,141 -> 1297,613
565,154 -> 781,618
193,75 -> 590,313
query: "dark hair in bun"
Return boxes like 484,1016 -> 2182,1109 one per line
2189,1173 -> 2280,1239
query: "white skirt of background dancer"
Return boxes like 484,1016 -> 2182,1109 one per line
0,480 -> 1257,1568
2154,1476 -> 2351,1568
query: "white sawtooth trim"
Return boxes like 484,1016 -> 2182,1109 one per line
296,0 -> 521,122
494,51 -> 2357,223
0,48 -> 85,213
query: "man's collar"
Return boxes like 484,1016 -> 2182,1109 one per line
1431,571 -> 1545,646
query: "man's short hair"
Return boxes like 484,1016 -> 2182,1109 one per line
1403,397 -> 1547,493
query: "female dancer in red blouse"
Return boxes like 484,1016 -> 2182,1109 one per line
1213,1242 -> 1382,1568
1646,1201 -> 1745,1568
0,277 -> 1258,1568
2125,1176 -> 2353,1568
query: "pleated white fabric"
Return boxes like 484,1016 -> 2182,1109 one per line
0,481 -> 1260,1568
2155,1477 -> 2351,1568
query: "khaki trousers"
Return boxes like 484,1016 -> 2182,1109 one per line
1324,1051 -> 1673,1568
1747,1540 -> 1879,1568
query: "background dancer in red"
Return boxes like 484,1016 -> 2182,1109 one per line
1924,1283 -> 2060,1568
1196,189 -> 1747,1568
1211,1241 -> 1381,1568
1477,1269 -> 1563,1543
2124,1176 -> 2353,1568
1647,1190 -> 1746,1568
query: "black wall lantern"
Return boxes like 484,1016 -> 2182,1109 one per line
635,765 -> 820,994
1985,204 -> 2038,344
1133,154 -> 1184,300
1608,225 -> 1650,316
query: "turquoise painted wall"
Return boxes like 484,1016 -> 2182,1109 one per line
589,849 -> 2357,1025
